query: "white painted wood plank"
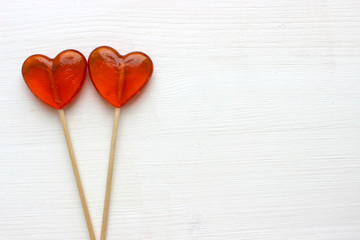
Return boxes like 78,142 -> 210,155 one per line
1,0 -> 360,239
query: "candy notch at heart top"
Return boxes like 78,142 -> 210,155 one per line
88,46 -> 153,108
22,50 -> 87,109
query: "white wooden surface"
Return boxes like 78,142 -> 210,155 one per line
1,0 -> 360,239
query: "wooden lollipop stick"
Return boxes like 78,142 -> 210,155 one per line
58,109 -> 96,240
101,107 -> 121,240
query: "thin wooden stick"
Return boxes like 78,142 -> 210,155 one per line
101,107 -> 121,240
58,109 -> 96,240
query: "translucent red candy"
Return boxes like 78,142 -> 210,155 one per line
88,46 -> 153,108
22,50 -> 87,109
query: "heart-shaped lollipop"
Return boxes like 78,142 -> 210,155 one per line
88,46 -> 153,107
88,46 -> 153,239
22,50 -> 95,239
22,49 -> 87,109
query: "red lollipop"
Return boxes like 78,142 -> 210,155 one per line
22,50 -> 95,240
88,46 -> 153,107
22,49 -> 87,109
88,46 -> 153,239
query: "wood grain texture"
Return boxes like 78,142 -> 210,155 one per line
1,0 -> 360,239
